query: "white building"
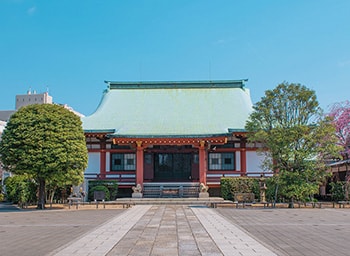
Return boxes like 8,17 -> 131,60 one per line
0,89 -> 84,121
15,89 -> 53,110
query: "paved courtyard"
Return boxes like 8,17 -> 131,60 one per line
1,203 -> 350,255
217,207 -> 350,256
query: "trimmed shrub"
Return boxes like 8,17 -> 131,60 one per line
88,180 -> 118,200
329,181 -> 347,201
89,185 -> 110,201
0,184 -> 3,201
265,176 -> 279,202
221,177 -> 259,200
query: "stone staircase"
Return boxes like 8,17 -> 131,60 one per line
142,182 -> 200,198
114,197 -> 233,207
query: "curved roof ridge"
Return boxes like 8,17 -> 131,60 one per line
105,79 -> 248,90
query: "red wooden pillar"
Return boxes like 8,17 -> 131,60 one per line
199,140 -> 207,184
99,138 -> 106,179
240,139 -> 247,175
136,141 -> 144,186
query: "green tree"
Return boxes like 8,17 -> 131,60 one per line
4,175 -> 37,207
245,82 -> 339,207
0,104 -> 88,209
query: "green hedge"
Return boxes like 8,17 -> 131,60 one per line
221,177 -> 259,200
89,185 -> 110,201
221,175 -> 313,203
0,184 -> 3,201
88,180 -> 118,201
4,175 -> 37,206
329,181 -> 347,201
265,176 -> 279,202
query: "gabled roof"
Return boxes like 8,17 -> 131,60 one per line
82,80 -> 253,137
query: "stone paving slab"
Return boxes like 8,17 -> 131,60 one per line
107,205 -> 223,256
50,205 -> 152,256
192,207 -> 277,256
216,208 -> 350,256
0,208 -> 126,256
106,205 -> 277,255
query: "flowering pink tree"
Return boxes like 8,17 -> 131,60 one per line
328,101 -> 350,160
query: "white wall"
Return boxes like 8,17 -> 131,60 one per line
246,151 -> 264,173
106,153 -> 110,172
235,151 -> 241,171
85,152 -> 100,174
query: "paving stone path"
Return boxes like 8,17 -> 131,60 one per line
51,205 -> 276,256
2,203 -> 350,256
51,205 -> 152,256
107,205 -> 223,256
192,207 -> 276,256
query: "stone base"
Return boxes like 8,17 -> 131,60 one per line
132,192 -> 143,198
199,192 -> 209,198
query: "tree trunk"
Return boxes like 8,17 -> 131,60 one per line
273,183 -> 279,208
37,178 -> 46,209
49,190 -> 55,209
288,198 -> 295,208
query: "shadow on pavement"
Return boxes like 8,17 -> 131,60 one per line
0,202 -> 21,212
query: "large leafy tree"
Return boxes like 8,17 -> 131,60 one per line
328,101 -> 350,160
0,104 -> 88,209
245,82 -> 339,205
328,101 -> 350,199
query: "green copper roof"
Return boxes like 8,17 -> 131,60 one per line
82,80 -> 253,137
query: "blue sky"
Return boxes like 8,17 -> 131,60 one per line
0,0 -> 349,116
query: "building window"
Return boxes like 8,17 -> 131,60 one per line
224,158 -> 232,165
111,153 -> 136,171
126,158 -> 134,166
209,153 -> 234,170
209,153 -> 221,170
114,159 -> 122,166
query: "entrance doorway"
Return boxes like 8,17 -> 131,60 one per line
154,153 -> 191,181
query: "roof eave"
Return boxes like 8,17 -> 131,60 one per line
84,129 -> 116,134
104,79 -> 248,90
107,133 -> 231,139
228,128 -> 247,133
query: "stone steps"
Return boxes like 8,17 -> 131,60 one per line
143,182 -> 200,198
115,197 -> 233,207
